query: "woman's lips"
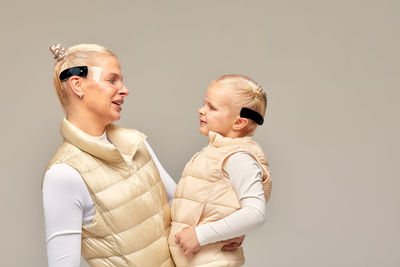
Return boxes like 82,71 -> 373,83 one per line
112,102 -> 122,111
200,120 -> 206,125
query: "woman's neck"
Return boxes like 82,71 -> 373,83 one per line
66,114 -> 107,136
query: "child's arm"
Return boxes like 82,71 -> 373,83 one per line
175,152 -> 266,254
196,152 -> 266,244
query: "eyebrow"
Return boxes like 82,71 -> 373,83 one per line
106,72 -> 123,81
205,99 -> 220,109
205,96 -> 217,105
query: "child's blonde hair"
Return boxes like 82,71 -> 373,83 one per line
213,74 -> 267,136
50,44 -> 116,107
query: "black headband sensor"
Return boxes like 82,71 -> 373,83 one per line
59,66 -> 88,81
240,107 -> 264,125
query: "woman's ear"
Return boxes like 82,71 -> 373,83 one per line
68,77 -> 84,98
232,117 -> 249,131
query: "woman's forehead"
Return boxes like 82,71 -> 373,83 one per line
92,56 -> 121,73
87,56 -> 122,81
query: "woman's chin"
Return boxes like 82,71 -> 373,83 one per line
103,116 -> 120,126
111,112 -> 121,122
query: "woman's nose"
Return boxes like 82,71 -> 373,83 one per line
119,84 -> 129,96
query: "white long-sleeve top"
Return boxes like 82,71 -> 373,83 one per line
43,133 -> 266,267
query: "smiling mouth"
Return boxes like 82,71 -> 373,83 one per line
112,99 -> 124,106
112,101 -> 123,111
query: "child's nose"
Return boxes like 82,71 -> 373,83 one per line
198,106 -> 205,115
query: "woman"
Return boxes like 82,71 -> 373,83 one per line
43,43 -> 177,267
42,44 -> 242,267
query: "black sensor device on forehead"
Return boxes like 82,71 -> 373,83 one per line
240,107 -> 264,125
59,66 -> 88,81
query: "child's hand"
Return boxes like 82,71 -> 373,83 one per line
175,227 -> 201,257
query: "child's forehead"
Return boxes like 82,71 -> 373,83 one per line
207,83 -> 237,100
205,83 -> 239,108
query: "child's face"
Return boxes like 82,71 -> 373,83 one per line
198,82 -> 238,137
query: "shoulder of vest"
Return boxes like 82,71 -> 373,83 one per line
42,141 -> 83,189
212,138 -> 265,158
45,141 -> 80,170
45,140 -> 105,176
214,139 -> 270,178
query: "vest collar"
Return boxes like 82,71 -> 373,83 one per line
61,118 -> 145,163
208,131 -> 253,148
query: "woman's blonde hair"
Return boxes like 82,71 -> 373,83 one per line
50,44 -> 116,107
213,74 -> 267,135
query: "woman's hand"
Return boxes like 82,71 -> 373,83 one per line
221,235 -> 245,251
175,227 -> 201,257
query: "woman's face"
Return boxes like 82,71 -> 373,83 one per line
81,56 -> 129,126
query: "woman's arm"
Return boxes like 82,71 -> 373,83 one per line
42,164 -> 94,267
144,140 -> 177,204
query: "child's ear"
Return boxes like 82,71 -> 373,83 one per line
68,76 -> 84,98
233,117 -> 249,131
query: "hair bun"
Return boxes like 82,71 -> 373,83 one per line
252,85 -> 265,99
50,44 -> 67,62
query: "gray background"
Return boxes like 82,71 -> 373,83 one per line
0,0 -> 399,266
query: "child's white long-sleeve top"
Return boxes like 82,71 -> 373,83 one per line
43,134 -> 266,267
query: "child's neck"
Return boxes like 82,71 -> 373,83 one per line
214,131 -> 248,139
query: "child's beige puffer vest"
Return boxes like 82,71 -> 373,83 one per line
169,131 -> 271,267
44,119 -> 174,267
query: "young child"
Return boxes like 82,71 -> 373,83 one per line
168,74 -> 272,267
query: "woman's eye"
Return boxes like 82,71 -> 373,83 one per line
108,79 -> 116,84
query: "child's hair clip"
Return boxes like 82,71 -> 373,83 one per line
240,107 -> 264,125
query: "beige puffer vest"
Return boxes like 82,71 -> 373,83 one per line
169,131 -> 271,267
44,119 -> 174,267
